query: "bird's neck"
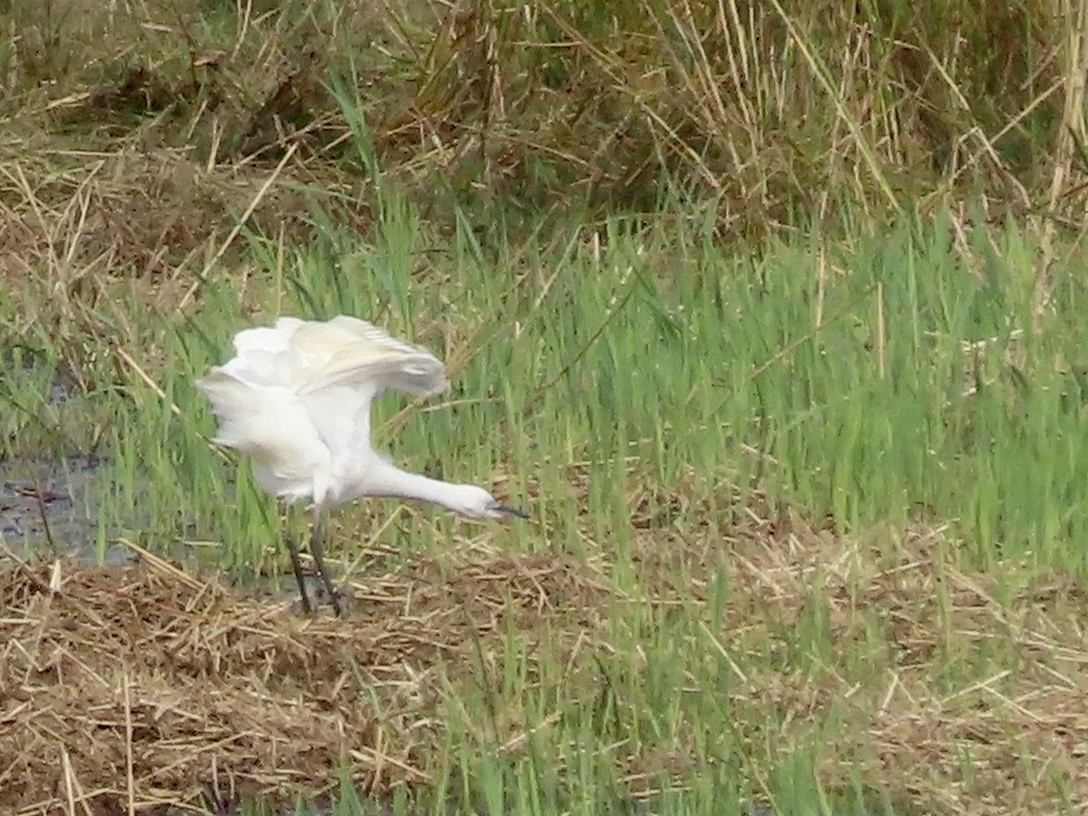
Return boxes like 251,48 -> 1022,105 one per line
356,459 -> 463,512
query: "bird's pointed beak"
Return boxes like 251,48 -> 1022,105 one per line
491,502 -> 530,519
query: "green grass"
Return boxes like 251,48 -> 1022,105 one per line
5,198 -> 1087,813
61,206 -> 1086,576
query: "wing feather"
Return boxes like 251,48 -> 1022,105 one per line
196,368 -> 329,501
290,317 -> 449,397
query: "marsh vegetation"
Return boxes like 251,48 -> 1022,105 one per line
1,1 -> 1087,813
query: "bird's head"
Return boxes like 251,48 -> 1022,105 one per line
449,485 -> 529,520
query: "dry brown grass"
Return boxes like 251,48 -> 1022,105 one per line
2,0 -> 1085,247
0,547 -> 608,814
0,142 -> 369,395
2,0 -> 1085,359
3,504 -> 1088,814
626,494 -> 1088,814
0,149 -> 307,301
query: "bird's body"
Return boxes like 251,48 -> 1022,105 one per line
198,315 -> 526,614
198,315 -> 447,506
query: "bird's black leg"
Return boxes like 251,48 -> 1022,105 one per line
284,532 -> 312,614
309,509 -> 344,617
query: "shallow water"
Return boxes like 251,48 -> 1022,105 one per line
0,455 -> 136,565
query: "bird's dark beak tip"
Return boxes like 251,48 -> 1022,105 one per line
494,503 -> 530,519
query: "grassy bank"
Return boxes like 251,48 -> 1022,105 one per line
5,204 -> 1088,814
2,0 -> 1088,813
8,203 -> 1088,573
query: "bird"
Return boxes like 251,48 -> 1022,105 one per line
197,315 -> 528,616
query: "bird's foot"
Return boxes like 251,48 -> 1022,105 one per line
287,574 -> 349,617
314,581 -> 350,617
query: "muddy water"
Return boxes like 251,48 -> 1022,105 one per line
0,456 -> 134,565
1,355 -> 140,565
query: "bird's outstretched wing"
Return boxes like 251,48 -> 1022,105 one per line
290,315 -> 449,397
197,316 -> 449,504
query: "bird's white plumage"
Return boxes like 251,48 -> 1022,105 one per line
198,315 -> 523,522
199,314 -> 527,616
198,316 -> 448,506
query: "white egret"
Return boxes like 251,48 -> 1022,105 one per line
197,315 -> 527,615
